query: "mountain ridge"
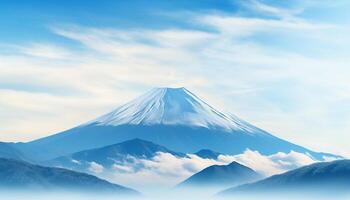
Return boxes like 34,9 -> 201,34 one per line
47,138 -> 186,171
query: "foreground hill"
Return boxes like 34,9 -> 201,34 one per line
178,161 -> 261,189
0,158 -> 138,195
16,87 -> 336,161
220,159 -> 350,195
48,138 -> 185,171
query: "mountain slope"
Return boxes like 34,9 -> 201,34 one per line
220,159 -> 350,195
0,142 -> 26,160
48,138 -> 185,171
18,87 -> 336,161
178,161 -> 261,188
0,158 -> 138,194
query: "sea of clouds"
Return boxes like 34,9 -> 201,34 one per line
84,149 -> 334,191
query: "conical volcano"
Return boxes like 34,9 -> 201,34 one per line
87,87 -> 266,133
21,87 -> 335,161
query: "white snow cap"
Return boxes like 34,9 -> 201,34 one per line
88,87 -> 262,132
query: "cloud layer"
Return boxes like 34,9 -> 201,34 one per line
94,150 -> 319,190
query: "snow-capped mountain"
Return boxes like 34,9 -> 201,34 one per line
19,87 -> 337,161
87,87 -> 264,133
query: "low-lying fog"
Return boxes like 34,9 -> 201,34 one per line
1,190 -> 349,200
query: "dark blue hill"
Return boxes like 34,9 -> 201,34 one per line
178,161 -> 261,188
220,159 -> 350,195
0,157 -> 138,195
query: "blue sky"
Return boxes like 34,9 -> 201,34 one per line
0,0 -> 350,156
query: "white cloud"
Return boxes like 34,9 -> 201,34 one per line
322,156 -> 340,162
88,162 -> 104,174
112,164 -> 135,173
101,153 -> 224,189
246,0 -> 304,19
219,150 -> 316,176
198,15 -> 327,37
18,43 -> 71,59
71,159 -> 81,165
99,150 -> 321,190
139,153 -> 220,177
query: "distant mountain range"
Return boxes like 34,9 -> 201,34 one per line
11,87 -> 337,161
47,138 -> 186,172
220,159 -> 350,196
0,158 -> 138,195
178,161 -> 261,189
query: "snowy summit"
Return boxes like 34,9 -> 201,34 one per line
88,87 -> 259,132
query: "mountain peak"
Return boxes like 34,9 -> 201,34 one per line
85,87 -> 263,133
177,160 -> 261,188
155,86 -> 186,91
195,149 -> 221,159
149,87 -> 189,95
228,161 -> 242,166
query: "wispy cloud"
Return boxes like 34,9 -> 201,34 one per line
246,0 -> 304,19
198,14 -> 328,37
16,43 -> 71,59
